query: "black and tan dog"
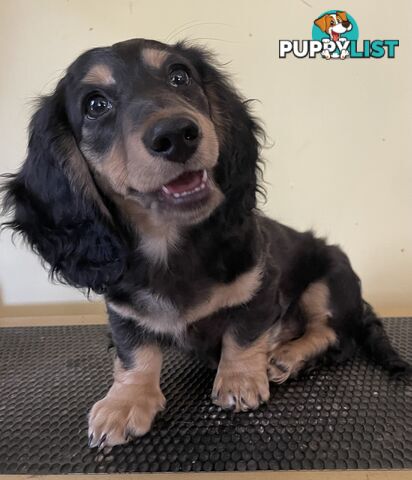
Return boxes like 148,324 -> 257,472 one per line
2,39 -> 409,448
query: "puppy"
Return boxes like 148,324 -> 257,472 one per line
314,11 -> 352,59
1,39 -> 409,448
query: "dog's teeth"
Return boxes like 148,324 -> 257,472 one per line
162,185 -> 171,195
173,193 -> 181,198
202,170 -> 208,182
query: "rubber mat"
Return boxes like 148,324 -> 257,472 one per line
0,318 -> 411,474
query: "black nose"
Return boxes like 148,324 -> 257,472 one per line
143,117 -> 200,163
342,20 -> 350,28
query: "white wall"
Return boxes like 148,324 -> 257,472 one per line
0,0 -> 411,315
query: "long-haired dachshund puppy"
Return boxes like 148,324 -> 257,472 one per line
2,39 -> 410,448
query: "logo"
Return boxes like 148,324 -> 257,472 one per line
279,10 -> 399,60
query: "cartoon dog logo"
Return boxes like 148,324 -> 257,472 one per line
314,11 -> 352,59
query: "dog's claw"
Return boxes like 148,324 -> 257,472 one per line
97,433 -> 107,450
275,360 -> 289,373
88,433 -> 94,448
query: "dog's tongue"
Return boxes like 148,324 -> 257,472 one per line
163,170 -> 203,194
332,31 -> 339,41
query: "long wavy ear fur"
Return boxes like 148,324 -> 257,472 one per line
1,79 -> 127,293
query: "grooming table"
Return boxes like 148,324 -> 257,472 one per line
0,318 -> 411,475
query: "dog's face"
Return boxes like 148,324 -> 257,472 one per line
3,39 -> 262,292
314,11 -> 352,41
66,39 -> 223,226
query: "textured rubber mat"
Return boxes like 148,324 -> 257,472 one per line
0,318 -> 411,474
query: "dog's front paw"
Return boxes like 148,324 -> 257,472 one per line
340,49 -> 349,59
88,384 -> 166,448
212,369 -> 269,412
321,50 -> 331,60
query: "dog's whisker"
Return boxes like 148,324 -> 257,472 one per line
164,21 -> 234,44
184,37 -> 241,45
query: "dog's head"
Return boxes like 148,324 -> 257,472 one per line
314,11 -> 352,41
2,39 -> 263,292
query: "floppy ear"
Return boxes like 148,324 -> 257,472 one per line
336,11 -> 348,22
314,15 -> 328,32
1,79 -> 127,293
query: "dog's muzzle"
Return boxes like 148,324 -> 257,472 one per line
143,116 -> 201,164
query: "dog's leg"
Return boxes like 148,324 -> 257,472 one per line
212,329 -> 270,412
88,343 -> 165,448
88,308 -> 167,448
321,39 -> 332,59
268,282 -> 337,383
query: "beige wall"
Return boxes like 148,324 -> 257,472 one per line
0,0 -> 411,315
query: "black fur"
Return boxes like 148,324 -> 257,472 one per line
1,85 -> 127,293
1,38 -> 409,383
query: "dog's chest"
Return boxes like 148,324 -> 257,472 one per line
108,263 -> 263,338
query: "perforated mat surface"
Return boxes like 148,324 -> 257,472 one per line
0,318 -> 411,474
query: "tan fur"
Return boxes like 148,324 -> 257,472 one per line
336,11 -> 348,23
84,141 -> 129,194
314,14 -> 333,33
63,137 -> 112,220
88,345 -> 165,447
102,192 -> 182,264
108,262 -> 263,339
141,48 -> 169,69
185,263 -> 263,323
124,110 -> 219,194
108,299 -> 183,338
81,108 -> 219,193
136,214 -> 181,265
212,330 -> 270,411
268,281 -> 336,383
82,64 -> 115,85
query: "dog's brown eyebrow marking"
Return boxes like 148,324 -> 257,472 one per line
82,64 -> 116,85
141,48 -> 169,69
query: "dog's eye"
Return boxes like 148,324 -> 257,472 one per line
168,65 -> 191,87
85,94 -> 112,119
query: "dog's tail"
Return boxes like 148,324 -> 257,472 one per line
354,301 -> 411,378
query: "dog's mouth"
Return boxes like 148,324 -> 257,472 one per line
331,31 -> 340,42
160,169 -> 209,206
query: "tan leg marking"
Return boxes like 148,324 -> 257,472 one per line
88,345 -> 165,448
269,282 -> 337,383
212,331 -> 270,412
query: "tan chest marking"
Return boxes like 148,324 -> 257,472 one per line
184,263 -> 263,324
108,263 -> 263,337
